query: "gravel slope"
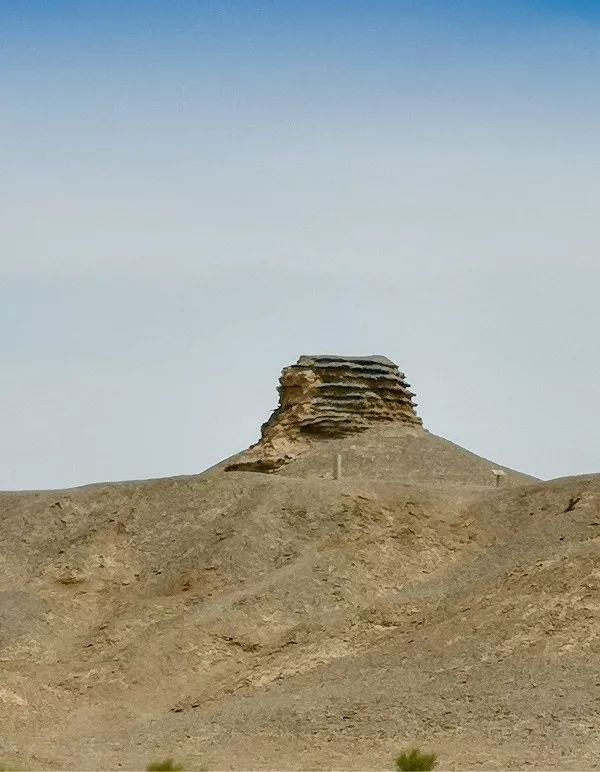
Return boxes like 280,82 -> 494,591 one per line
2,427 -> 598,770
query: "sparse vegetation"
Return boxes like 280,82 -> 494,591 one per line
565,495 -> 581,512
395,747 -> 438,771
146,759 -> 184,771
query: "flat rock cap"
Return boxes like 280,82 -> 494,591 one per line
297,354 -> 397,368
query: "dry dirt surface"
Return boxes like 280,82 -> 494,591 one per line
1,424 -> 600,770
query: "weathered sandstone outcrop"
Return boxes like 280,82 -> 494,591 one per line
226,354 -> 422,472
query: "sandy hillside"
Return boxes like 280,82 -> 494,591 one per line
2,420 -> 600,770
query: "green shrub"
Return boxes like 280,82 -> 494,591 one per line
395,747 -> 438,771
146,759 -> 184,771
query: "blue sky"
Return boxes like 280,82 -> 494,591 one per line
2,1 -> 600,488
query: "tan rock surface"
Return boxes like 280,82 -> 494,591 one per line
226,355 -> 421,472
1,358 -> 598,770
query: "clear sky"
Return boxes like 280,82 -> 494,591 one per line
2,1 -> 600,489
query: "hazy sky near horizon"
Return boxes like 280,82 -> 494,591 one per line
2,1 -> 600,489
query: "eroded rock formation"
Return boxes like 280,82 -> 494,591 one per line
226,354 -> 422,472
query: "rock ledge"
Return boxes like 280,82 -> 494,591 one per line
226,354 -> 422,473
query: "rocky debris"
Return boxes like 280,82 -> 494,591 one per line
226,354 -> 422,472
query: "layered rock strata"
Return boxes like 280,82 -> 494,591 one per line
226,354 -> 422,473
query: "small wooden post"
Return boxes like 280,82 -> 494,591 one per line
492,469 -> 506,488
333,453 -> 342,480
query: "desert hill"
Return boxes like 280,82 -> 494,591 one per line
1,356 -> 598,770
